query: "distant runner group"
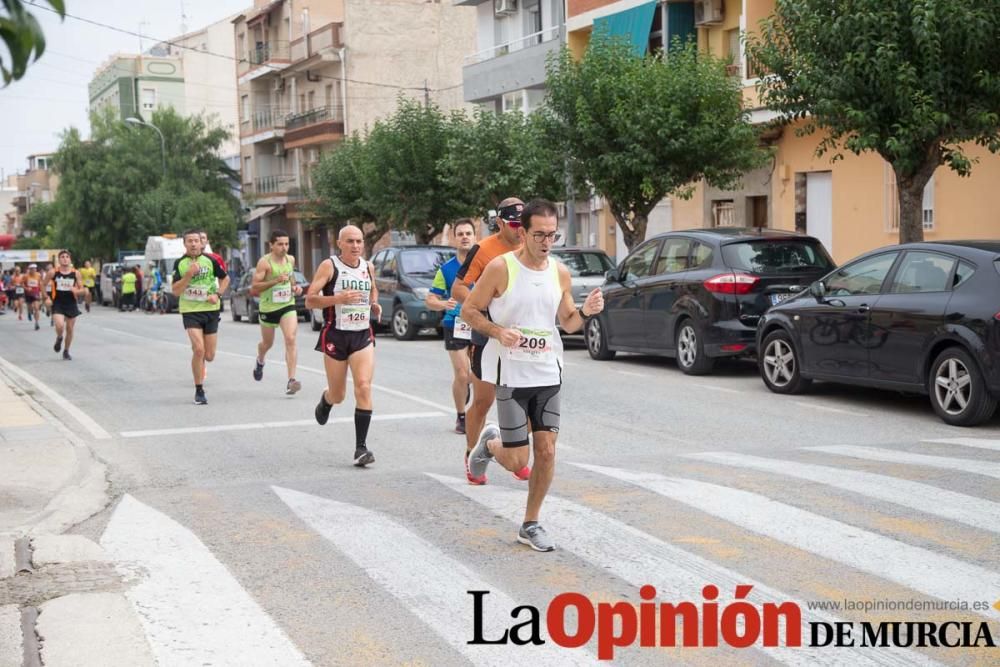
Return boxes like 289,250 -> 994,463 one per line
6,199 -> 603,552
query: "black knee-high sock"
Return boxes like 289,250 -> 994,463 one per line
355,409 -> 372,447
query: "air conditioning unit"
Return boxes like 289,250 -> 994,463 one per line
694,0 -> 724,26
494,0 -> 517,18
272,78 -> 285,92
273,142 -> 285,157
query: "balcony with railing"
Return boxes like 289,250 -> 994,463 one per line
283,105 -> 345,149
249,41 -> 290,66
462,26 -> 562,103
289,23 -> 342,62
253,173 -> 297,196
240,106 -> 287,144
238,40 -> 291,84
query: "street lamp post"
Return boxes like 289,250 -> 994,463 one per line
125,117 -> 166,177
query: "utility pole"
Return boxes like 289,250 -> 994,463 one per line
424,79 -> 430,108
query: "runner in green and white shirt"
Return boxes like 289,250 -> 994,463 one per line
251,229 -> 303,395
172,229 -> 229,405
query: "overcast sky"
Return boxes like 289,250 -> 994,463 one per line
0,0 -> 251,180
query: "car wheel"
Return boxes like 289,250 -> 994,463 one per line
248,303 -> 259,325
675,319 -> 716,375
759,330 -> 811,394
585,316 -> 616,361
231,299 -> 241,322
929,347 -> 996,426
392,305 -> 418,340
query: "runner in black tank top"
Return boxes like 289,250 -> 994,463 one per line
46,250 -> 83,360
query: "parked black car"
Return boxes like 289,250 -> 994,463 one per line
230,270 -> 310,324
586,228 -> 835,374
758,241 -> 1000,426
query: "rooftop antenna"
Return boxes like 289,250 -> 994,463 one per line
180,0 -> 188,36
138,20 -> 148,52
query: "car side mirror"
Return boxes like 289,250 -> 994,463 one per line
809,281 -> 826,301
605,269 -> 619,283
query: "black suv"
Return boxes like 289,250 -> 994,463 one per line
586,228 -> 834,374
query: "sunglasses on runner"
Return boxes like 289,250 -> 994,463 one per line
498,203 -> 523,227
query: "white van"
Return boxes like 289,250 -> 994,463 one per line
144,236 -> 186,311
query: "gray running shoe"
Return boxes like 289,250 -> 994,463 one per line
468,422 -> 499,481
517,523 -> 555,552
353,446 -> 374,467
286,378 -> 301,395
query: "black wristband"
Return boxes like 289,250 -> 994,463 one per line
577,306 -> 588,319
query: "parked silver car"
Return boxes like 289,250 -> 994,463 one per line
551,247 -> 614,333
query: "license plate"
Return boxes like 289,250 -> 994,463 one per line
770,293 -> 794,306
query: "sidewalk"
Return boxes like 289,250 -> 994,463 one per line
0,364 -> 154,666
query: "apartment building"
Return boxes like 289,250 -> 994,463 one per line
457,0 -> 564,114
89,55 -> 186,121
4,154 -> 60,239
566,0 -> 1000,262
235,0 -> 475,274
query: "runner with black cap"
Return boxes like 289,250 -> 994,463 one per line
451,197 -> 528,485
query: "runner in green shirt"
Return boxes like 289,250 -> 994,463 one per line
171,229 -> 229,405
120,267 -> 137,311
251,229 -> 303,395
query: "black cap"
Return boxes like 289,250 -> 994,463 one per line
498,202 -> 524,224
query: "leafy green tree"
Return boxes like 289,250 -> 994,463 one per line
311,133 -> 382,251
1,0 -> 64,85
51,107 -> 238,259
747,0 -> 1000,243
442,107 -> 565,216
20,200 -> 56,244
363,99 -> 470,244
545,37 -> 767,250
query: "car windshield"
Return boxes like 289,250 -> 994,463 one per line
552,250 -> 614,277
294,270 -> 308,284
722,240 -> 834,274
399,248 -> 454,276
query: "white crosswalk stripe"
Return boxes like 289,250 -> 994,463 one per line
683,451 -> 1000,533
572,463 -> 1000,616
272,485 -> 595,666
426,473 -> 937,667
924,437 -> 1000,452
100,494 -> 310,666
806,445 -> 1000,479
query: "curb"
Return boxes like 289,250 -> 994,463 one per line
0,365 -> 110,537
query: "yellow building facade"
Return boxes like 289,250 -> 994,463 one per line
567,0 -> 1000,263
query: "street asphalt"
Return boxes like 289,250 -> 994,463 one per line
0,305 -> 997,666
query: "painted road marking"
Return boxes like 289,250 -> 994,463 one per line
690,383 -> 741,394
99,326 -> 455,414
573,464 -> 1000,616
0,353 -> 111,439
792,401 -> 870,418
427,473 -> 934,667
925,437 -> 1000,453
807,446 -> 1000,480
100,494 -> 309,665
684,451 -> 1000,534
120,412 -> 444,438
272,486 -> 593,666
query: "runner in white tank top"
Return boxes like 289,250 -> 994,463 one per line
305,225 -> 382,467
461,199 -> 605,552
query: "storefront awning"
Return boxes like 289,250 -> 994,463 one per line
593,1 -> 658,57
247,205 -> 279,222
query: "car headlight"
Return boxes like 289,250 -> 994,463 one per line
413,287 -> 429,300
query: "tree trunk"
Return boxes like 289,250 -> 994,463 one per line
611,206 -> 650,252
362,221 -> 388,258
893,155 -> 938,245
